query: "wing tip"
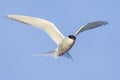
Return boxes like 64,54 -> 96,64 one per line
5,14 -> 22,19
102,21 -> 108,25
5,15 -> 9,18
5,15 -> 14,19
94,20 -> 108,26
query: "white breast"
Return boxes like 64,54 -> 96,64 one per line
55,37 -> 75,56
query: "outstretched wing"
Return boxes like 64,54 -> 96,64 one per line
6,15 -> 64,45
73,21 -> 108,36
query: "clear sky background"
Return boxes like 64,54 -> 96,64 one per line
0,0 -> 120,80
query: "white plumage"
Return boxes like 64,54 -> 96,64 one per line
6,15 -> 108,60
7,15 -> 64,45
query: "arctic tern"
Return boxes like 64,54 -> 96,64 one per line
6,15 -> 108,60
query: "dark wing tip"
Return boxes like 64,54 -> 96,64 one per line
102,21 -> 108,25
93,21 -> 108,27
99,21 -> 108,26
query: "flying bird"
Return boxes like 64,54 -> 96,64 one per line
6,15 -> 108,60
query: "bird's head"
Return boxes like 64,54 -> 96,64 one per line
68,35 -> 76,41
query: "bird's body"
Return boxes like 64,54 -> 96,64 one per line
55,35 -> 76,57
6,15 -> 108,59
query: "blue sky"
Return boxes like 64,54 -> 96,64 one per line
0,0 -> 120,80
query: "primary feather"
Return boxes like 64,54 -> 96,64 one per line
73,21 -> 108,36
6,15 -> 64,45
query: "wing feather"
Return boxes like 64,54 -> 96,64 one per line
73,21 -> 108,36
6,15 -> 64,45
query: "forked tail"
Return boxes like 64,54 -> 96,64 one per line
31,50 -> 73,60
31,50 -> 56,58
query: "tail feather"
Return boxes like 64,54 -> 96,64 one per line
31,50 -> 55,57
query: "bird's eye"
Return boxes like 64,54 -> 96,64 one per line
68,35 -> 76,40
